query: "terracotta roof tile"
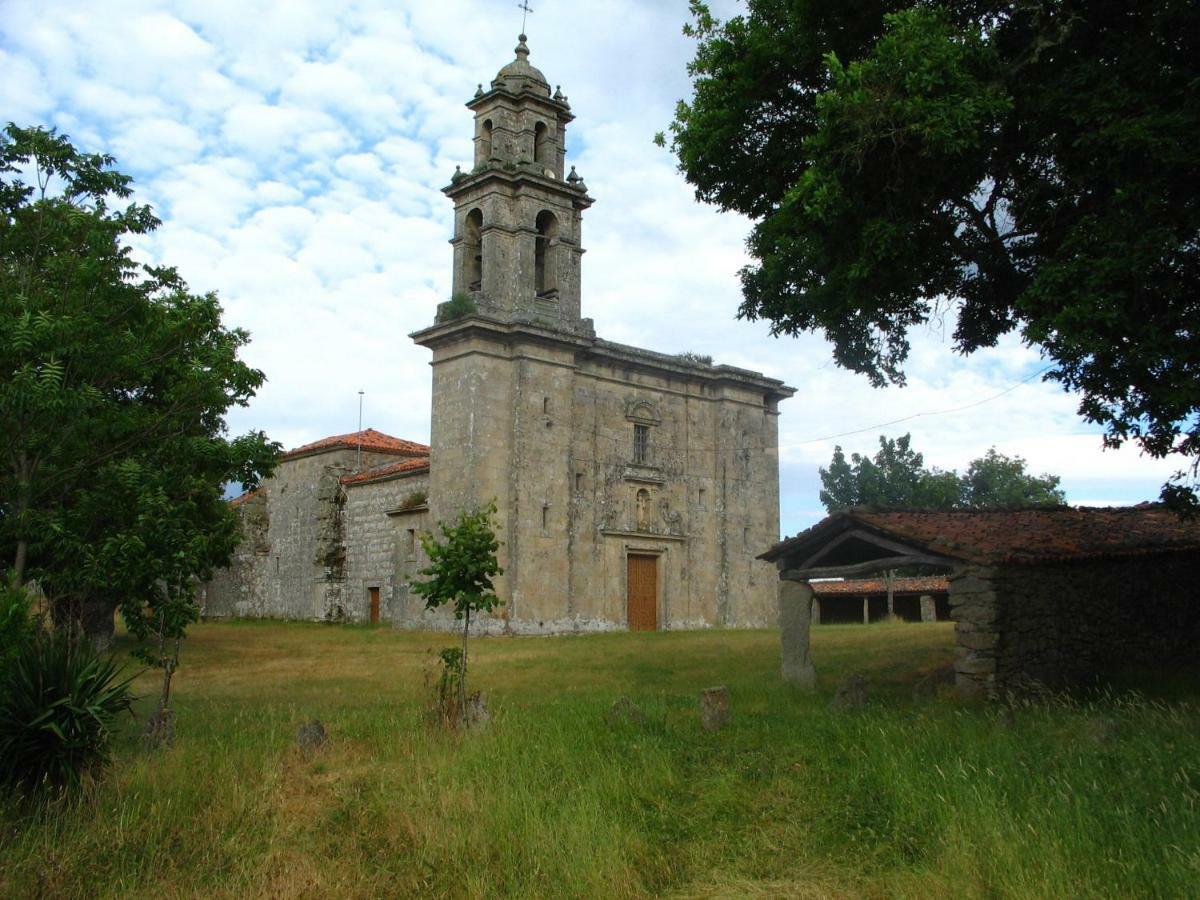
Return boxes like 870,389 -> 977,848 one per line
810,576 -> 949,596
763,505 -> 1200,567
228,486 -> 265,507
282,428 -> 430,461
340,457 -> 430,486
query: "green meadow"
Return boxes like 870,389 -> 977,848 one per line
2,620 -> 1197,899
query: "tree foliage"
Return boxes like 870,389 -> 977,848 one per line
819,433 -> 1064,512
410,501 -> 503,720
0,124 -> 279,647
669,1 -> 1200,508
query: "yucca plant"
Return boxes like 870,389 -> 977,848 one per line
0,627 -> 136,796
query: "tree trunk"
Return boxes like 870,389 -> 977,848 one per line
13,540 -> 28,586
460,607 -> 470,713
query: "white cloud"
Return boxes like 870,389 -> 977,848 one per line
1,0 -> 1180,538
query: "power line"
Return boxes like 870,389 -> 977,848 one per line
785,364 -> 1055,449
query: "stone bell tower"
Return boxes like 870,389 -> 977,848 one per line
442,34 -> 594,334
409,33 -> 796,635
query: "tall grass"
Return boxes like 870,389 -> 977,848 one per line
1,621 -> 1197,898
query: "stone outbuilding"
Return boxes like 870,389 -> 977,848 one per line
203,429 -> 430,622
203,35 -> 794,632
761,506 -> 1200,697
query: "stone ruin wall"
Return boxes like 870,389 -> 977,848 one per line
950,552 -> 1200,696
341,471 -> 429,623
200,448 -> 418,622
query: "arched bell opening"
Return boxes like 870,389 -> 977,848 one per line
464,208 -> 483,292
534,209 -> 559,297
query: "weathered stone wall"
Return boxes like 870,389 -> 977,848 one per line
201,447 -> 412,621
341,471 -> 429,623
418,319 -> 786,633
950,552 -> 1200,696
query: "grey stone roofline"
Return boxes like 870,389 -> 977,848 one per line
410,314 -> 796,400
443,164 -> 593,207
467,87 -> 574,123
280,445 -> 426,464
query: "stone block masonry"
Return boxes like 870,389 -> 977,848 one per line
950,553 -> 1200,697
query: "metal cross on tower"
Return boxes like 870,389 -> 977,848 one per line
517,0 -> 533,34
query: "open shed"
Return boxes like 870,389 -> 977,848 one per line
760,506 -> 1200,697
810,575 -> 950,624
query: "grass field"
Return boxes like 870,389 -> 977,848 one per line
2,620 -> 1198,899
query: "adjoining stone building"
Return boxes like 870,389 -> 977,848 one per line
761,506 -> 1200,696
203,36 -> 794,632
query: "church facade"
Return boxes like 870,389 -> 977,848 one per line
202,36 -> 794,633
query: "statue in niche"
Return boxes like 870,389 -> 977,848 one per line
635,488 -> 651,532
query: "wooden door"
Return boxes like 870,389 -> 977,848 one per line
369,587 -> 381,624
627,554 -> 658,631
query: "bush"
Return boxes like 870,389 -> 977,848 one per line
0,627 -> 136,797
437,292 -> 478,323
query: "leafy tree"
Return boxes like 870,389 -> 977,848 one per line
410,501 -> 503,721
667,1 -> 1200,509
960,447 -> 1065,509
820,434 -> 959,511
819,433 -> 1064,512
0,124 -> 279,657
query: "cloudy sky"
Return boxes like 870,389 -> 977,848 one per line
1,0 -> 1176,536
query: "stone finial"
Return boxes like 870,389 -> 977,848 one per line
515,33 -> 530,59
553,84 -> 564,101
566,165 -> 582,185
451,164 -> 464,182
474,83 -> 484,98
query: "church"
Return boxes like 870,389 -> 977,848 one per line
202,35 -> 795,633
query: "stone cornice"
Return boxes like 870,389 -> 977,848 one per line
410,314 -> 796,400
443,165 -> 593,208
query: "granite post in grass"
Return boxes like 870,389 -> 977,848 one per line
699,686 -> 731,731
779,579 -> 817,689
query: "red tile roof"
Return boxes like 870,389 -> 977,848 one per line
811,576 -> 949,596
340,457 -> 430,486
228,486 -> 265,507
763,505 -> 1200,567
282,429 -> 430,461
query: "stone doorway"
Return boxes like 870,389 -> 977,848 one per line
627,554 -> 658,631
368,586 -> 381,624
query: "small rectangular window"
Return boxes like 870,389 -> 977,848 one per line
542,504 -> 550,532
406,528 -> 416,556
543,396 -> 551,414
698,487 -> 706,508
575,472 -> 583,491
633,423 -> 649,465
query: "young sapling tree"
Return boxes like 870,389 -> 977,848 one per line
409,501 -> 503,723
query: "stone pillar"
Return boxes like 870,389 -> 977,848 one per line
920,594 -> 936,623
779,579 -> 817,688
948,567 -> 999,698
811,598 -> 821,625
862,596 -> 870,624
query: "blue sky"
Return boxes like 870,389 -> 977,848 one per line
1,0 -> 1178,537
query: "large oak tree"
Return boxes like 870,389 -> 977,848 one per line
667,1 -> 1200,508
